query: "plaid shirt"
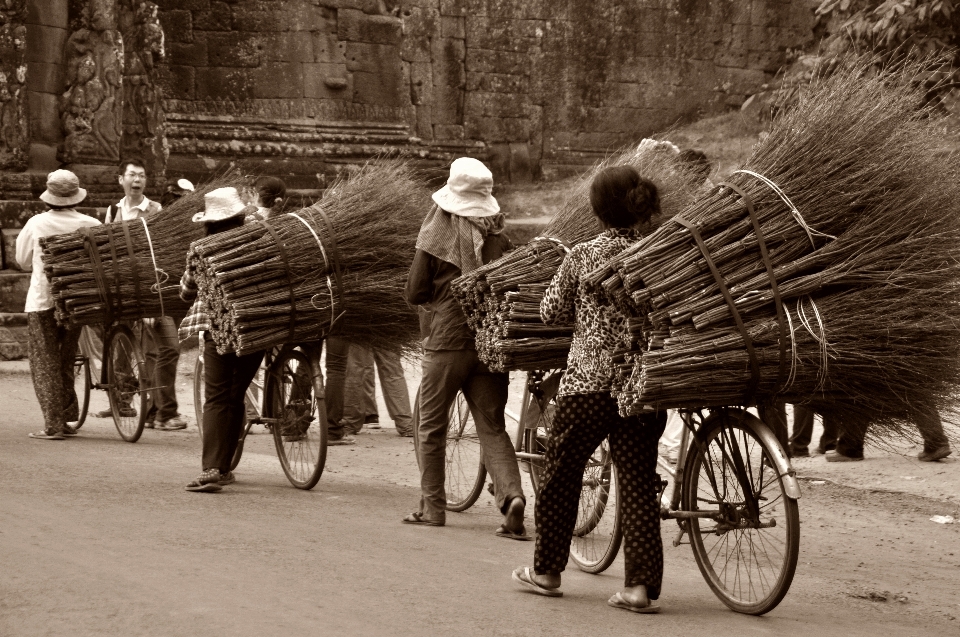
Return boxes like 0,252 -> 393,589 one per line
177,262 -> 211,342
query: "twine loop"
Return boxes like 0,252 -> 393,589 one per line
732,169 -> 836,248
140,217 -> 166,317
290,212 -> 339,331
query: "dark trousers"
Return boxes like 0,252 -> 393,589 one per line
786,405 -> 833,453
27,309 -> 82,432
200,336 -> 264,472
534,392 -> 667,596
793,404 -> 949,457
140,316 -> 181,422
324,336 -> 349,439
416,348 -> 524,521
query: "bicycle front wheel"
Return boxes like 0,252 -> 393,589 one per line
105,325 -> 148,442
682,408 -> 800,615
71,355 -> 91,428
265,345 -> 327,490
445,390 -> 486,512
569,441 -> 622,574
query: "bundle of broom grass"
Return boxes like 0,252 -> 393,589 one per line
40,174 -> 250,327
453,142 -> 705,372
590,53 -> 960,440
188,159 -> 428,356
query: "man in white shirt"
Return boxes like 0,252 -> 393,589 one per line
95,157 -> 187,430
17,170 -> 101,439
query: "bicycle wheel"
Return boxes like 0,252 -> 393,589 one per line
569,442 -> 622,574
445,390 -> 486,512
193,352 -> 204,438
524,373 -> 561,493
105,325 -> 148,442
265,345 -> 327,490
682,408 -> 800,615
71,356 -> 91,429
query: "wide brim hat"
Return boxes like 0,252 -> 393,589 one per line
431,157 -> 500,218
40,169 -> 87,207
192,187 -> 255,223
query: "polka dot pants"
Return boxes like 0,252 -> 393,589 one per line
534,392 -> 667,597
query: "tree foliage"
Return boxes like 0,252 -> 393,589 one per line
817,0 -> 960,59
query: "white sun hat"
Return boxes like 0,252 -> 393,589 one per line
431,157 -> 500,218
192,187 -> 254,223
39,169 -> 87,207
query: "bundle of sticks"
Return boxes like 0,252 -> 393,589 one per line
588,54 -> 960,436
453,142 -> 705,372
188,159 -> 428,356
40,175 -> 249,327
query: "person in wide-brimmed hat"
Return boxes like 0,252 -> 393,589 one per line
401,157 -> 530,536
179,186 -> 263,492
17,170 -> 101,440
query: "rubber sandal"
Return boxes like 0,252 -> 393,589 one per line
401,511 -> 444,527
29,430 -> 65,440
185,469 -> 223,493
608,592 -> 660,614
328,437 -> 356,446
495,525 -> 532,541
512,567 -> 562,597
218,471 -> 236,486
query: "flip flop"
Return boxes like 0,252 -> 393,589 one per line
401,511 -> 444,527
185,482 -> 222,493
512,567 -> 562,597
608,592 -> 661,614
496,525 -> 532,541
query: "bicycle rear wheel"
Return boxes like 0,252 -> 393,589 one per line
569,441 -> 622,574
71,356 -> 91,428
682,408 -> 800,615
105,325 -> 148,442
265,345 -> 327,490
444,390 -> 487,512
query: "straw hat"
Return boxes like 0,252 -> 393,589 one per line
192,187 -> 254,223
431,157 -> 500,218
39,169 -> 87,207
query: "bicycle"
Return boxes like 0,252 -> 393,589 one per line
193,335 -> 328,490
445,370 -> 801,615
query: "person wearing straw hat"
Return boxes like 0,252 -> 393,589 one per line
16,170 -> 101,440
180,187 -> 262,492
403,157 -> 529,535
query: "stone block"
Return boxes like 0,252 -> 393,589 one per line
250,63 -> 304,99
401,36 -> 432,63
409,61 -> 433,106
352,69 -> 405,107
2,228 -> 21,269
465,16 -> 541,53
465,115 -> 530,143
231,8 -> 287,32
156,65 -> 196,100
439,0 -> 475,17
24,24 -> 68,64
344,42 -> 401,75
400,6 -> 440,39
284,3 -> 337,31
431,38 -> 465,88
440,16 -> 464,39
747,49 -> 784,73
155,0 -> 211,9
258,32 -> 315,63
464,91 -> 527,118
465,49 -> 531,76
415,103 -> 433,139
0,200 -> 45,229
602,82 -> 645,108
0,271 -> 30,312
508,142 -> 534,183
26,0 -> 68,28
466,72 -> 526,94
0,326 -> 27,361
313,32 -> 347,64
171,40 -> 208,67
206,32 -> 260,67
159,10 -> 193,43
25,61 -> 63,94
27,143 -> 58,172
432,86 -> 463,124
195,67 -> 254,100
338,9 -> 402,45
303,63 -> 352,99
26,92 -> 61,144
192,3 -> 233,31
433,124 -> 464,140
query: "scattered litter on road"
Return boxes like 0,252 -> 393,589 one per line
930,515 -> 955,524
810,480 -> 826,485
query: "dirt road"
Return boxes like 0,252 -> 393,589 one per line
1,362 -> 958,637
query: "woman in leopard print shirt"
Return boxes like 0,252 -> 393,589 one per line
512,166 -> 668,613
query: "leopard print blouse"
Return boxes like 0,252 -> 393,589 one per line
540,228 -> 641,397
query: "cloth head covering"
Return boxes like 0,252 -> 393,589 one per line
416,204 -> 505,274
431,157 -> 500,218
40,169 -> 87,207
192,187 -> 256,223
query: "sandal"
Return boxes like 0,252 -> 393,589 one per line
401,511 -> 444,527
29,429 -> 65,440
512,567 -> 562,597
186,469 -> 223,492
495,525 -> 532,541
608,592 -> 661,614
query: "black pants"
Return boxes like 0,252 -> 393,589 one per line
201,336 -> 264,472
534,392 -> 666,596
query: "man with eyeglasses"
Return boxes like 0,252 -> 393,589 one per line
92,157 -> 188,431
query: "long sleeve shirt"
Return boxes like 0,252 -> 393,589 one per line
540,228 -> 641,397
15,209 -> 101,312
405,233 -> 511,351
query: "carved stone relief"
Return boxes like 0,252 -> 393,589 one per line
119,0 -> 165,175
59,0 -> 124,165
0,0 -> 28,171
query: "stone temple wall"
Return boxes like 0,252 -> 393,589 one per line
156,0 -> 815,186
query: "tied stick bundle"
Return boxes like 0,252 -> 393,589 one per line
590,53 -> 960,439
40,175 -> 249,327
453,143 -> 705,372
189,159 -> 428,356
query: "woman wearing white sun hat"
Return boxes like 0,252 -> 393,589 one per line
402,157 -> 530,538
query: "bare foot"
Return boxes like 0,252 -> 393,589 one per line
503,496 -> 525,534
533,572 -> 561,589
618,584 -> 650,607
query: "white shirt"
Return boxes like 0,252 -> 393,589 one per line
16,208 -> 102,312
105,195 -> 159,224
